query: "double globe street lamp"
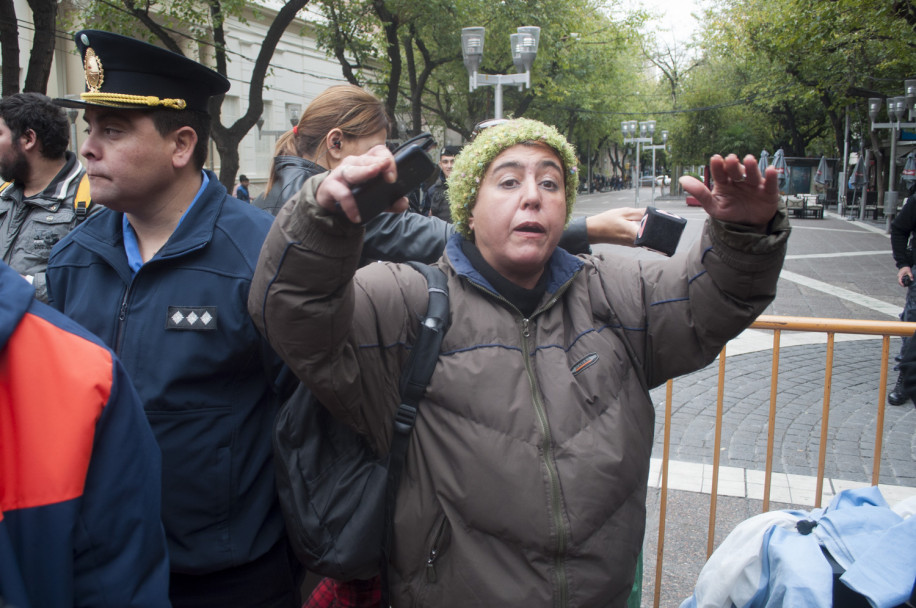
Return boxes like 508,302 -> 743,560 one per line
621,120 -> 667,206
867,80 -> 916,227
461,26 -> 540,119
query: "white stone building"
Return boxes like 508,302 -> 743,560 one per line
9,0 -> 349,197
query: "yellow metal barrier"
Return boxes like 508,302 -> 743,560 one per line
651,315 -> 916,608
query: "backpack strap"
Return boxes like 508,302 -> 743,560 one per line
381,262 -> 449,605
0,180 -> 12,194
73,173 -> 92,220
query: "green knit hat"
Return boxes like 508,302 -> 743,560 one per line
447,118 -> 579,237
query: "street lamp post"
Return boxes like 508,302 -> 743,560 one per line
621,120 -> 656,207
462,26 -> 540,119
645,130 -> 668,203
66,109 -> 79,155
868,80 -> 916,230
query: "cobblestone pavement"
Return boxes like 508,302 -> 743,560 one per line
650,340 -> 914,487
571,188 -> 915,606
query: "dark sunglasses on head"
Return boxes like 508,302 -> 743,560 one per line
471,118 -> 509,140
386,132 -> 436,154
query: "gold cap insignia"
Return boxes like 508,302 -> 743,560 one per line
84,47 -> 104,92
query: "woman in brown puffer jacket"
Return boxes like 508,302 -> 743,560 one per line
249,118 -> 790,607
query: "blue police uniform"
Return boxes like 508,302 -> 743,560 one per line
48,172 -> 288,566
50,30 -> 301,607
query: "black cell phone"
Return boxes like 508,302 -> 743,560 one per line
351,143 -> 438,224
633,206 -> 687,257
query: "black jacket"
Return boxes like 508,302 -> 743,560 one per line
890,194 -> 916,268
255,155 -> 325,217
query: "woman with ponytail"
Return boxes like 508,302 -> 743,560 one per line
257,85 -> 390,216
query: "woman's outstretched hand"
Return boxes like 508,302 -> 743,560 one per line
679,154 -> 780,232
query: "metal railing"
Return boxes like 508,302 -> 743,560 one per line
651,315 -> 916,607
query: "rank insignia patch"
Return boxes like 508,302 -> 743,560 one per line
166,306 -> 217,330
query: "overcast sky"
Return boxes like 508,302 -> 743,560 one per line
631,0 -> 709,47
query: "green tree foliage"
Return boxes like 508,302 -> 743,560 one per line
532,14 -> 646,177
700,0 -> 916,158
672,56 -> 771,165
312,0 -> 649,186
312,1 -> 631,128
32,0 -> 912,193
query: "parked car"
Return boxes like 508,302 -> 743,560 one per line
639,175 -> 671,186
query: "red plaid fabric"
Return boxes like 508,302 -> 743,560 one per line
302,576 -> 381,608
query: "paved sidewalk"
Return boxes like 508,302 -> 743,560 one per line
571,191 -> 915,606
649,339 -> 915,489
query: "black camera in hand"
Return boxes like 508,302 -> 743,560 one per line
351,134 -> 438,224
903,275 -> 913,287
633,206 -> 687,257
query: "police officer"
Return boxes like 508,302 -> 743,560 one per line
49,30 -> 300,607
889,183 -> 916,406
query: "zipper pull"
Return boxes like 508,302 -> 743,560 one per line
522,318 -> 530,339
426,549 -> 438,583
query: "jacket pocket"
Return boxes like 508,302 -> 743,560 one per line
424,515 -> 451,583
415,513 -> 459,606
146,406 -> 235,573
15,209 -> 75,273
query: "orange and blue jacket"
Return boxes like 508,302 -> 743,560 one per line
0,261 -> 170,607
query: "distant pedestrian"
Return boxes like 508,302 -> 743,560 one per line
424,144 -> 460,222
234,174 -> 251,202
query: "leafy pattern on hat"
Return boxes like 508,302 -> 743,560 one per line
447,118 -> 578,237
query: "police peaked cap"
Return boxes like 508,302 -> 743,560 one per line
55,30 -> 229,113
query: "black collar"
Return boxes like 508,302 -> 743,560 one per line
460,239 -> 548,317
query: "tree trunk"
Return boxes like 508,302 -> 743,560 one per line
214,136 -> 241,193
205,0 -> 311,190
404,34 -> 421,135
373,0 -> 400,129
0,0 -> 21,95
23,0 -> 58,94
